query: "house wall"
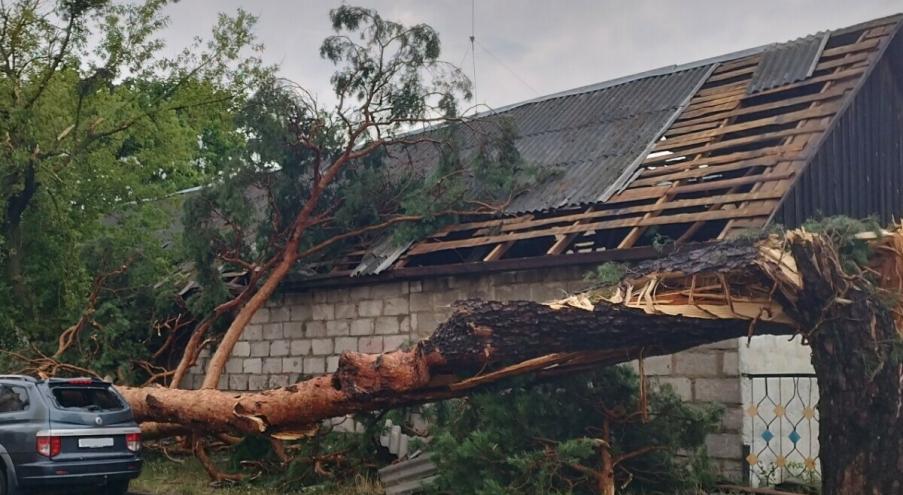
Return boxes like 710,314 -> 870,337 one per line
187,266 -> 784,480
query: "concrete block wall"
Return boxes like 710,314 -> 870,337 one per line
187,265 -> 744,478
631,339 -> 744,481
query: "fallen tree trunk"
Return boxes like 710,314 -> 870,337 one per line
122,299 -> 793,437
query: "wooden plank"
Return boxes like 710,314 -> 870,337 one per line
669,86 -> 849,134
642,124 -> 827,166
613,170 -> 797,203
683,67 -> 864,112
820,37 -> 880,58
629,156 -> 780,188
706,64 -> 757,83
406,204 -> 776,256
638,146 -> 805,178
654,104 -> 840,151
485,191 -> 785,234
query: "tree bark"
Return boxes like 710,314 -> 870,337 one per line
787,234 -> 902,495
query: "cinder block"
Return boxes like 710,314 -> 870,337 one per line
695,378 -> 741,403
335,302 -> 356,319
383,335 -> 409,351
290,305 -> 312,322
251,341 -> 269,357
652,377 -> 693,401
374,316 -> 400,335
263,323 -> 284,340
283,321 -> 304,339
673,351 -> 719,377
290,339 -> 311,356
262,357 -> 283,374
349,286 -> 371,301
358,300 -> 383,317
283,292 -> 311,306
719,459 -> 745,482
229,374 -> 249,391
311,339 -> 333,355
704,433 -> 741,460
225,358 -> 243,374
326,320 -> 350,336
384,297 -> 410,316
312,303 -> 335,321
268,374 -> 291,388
305,321 -> 327,338
350,319 -> 374,336
694,339 -> 739,351
217,374 -> 229,390
265,295 -> 283,307
249,308 -> 270,324
412,312 -> 447,336
410,281 -> 422,293
243,325 -> 263,341
304,357 -> 326,375
359,337 -> 383,353
270,340 -> 290,357
335,337 -> 359,353
248,375 -> 269,391
722,351 -> 739,375
269,306 -> 291,323
721,406 -> 743,433
233,341 -> 251,357
410,293 -> 433,312
326,356 -> 340,372
371,282 -> 406,299
243,358 -> 262,374
283,357 -> 304,373
326,288 -> 350,303
641,355 -> 673,376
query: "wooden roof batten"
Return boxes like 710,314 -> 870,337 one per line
301,15 -> 903,286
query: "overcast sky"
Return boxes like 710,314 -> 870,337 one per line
161,0 -> 901,110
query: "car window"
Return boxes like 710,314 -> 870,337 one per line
0,384 -> 29,413
51,387 -> 124,411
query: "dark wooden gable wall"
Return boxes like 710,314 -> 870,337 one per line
774,27 -> 903,226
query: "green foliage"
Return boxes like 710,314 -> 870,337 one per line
0,0 -> 266,377
802,216 -> 881,274
584,262 -> 627,287
426,367 -> 722,494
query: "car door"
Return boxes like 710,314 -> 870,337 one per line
0,381 -> 44,469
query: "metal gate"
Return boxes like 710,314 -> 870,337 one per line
742,373 -> 820,486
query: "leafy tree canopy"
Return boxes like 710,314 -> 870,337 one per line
0,0 -> 267,371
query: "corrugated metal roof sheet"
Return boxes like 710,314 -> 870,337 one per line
747,33 -> 829,94
380,65 -> 713,214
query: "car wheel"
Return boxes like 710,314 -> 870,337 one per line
105,480 -> 130,495
0,464 -> 6,495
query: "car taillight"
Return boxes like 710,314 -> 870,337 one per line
36,435 -> 61,458
126,432 -> 141,452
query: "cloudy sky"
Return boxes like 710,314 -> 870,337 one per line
161,0 -> 901,110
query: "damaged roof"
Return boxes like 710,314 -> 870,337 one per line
293,14 -> 903,284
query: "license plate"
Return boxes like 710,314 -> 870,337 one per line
78,437 -> 114,448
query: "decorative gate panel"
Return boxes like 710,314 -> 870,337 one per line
742,373 -> 820,486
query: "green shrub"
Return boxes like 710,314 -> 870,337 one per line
426,366 -> 721,494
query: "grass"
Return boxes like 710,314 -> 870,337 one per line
132,454 -> 384,495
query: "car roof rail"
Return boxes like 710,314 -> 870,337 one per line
0,375 -> 38,383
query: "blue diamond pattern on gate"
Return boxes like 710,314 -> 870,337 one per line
761,430 -> 774,442
789,430 -> 801,444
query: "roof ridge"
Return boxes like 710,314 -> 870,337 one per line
471,13 -> 903,119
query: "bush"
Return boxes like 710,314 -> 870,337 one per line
426,366 -> 722,494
